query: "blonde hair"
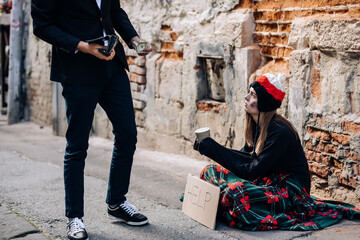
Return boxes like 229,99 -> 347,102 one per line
245,112 -> 299,155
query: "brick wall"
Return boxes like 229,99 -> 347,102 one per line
306,116 -> 360,189
159,25 -> 183,61
236,0 -> 360,65
127,55 -> 147,127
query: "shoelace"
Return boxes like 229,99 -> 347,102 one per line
120,201 -> 138,216
68,217 -> 85,234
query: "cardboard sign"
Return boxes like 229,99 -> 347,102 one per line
182,175 -> 220,229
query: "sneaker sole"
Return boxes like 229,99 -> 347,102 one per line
107,214 -> 149,226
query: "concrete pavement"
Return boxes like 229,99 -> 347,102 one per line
0,119 -> 359,240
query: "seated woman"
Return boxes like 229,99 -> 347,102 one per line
193,73 -> 359,230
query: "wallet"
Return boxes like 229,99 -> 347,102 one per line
85,35 -> 119,56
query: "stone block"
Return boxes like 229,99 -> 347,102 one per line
130,82 -> 139,92
214,9 -> 254,48
157,59 -> 183,102
289,18 -> 360,51
129,65 -> 146,75
133,100 -> 146,110
129,73 -> 147,84
135,56 -> 146,67
132,91 -> 146,101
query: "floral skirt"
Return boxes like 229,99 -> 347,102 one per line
200,164 -> 360,231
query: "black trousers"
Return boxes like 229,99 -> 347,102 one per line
61,59 -> 137,218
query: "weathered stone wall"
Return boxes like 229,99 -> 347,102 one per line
25,0 -> 360,204
25,16 -> 52,126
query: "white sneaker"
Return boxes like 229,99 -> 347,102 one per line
67,217 -> 89,240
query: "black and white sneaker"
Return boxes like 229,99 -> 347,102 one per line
66,217 -> 88,240
108,201 -> 148,226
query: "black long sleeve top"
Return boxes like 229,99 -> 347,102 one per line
198,120 -> 311,193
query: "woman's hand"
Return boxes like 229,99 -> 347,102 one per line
77,41 -> 115,61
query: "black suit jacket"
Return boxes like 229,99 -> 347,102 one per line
31,0 -> 138,84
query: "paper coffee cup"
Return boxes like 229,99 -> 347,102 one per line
195,127 -> 210,141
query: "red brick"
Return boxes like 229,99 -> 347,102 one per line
127,56 -> 136,65
353,163 -> 360,176
347,151 -> 360,162
306,140 -> 338,155
268,11 -> 284,21
263,23 -> 279,32
170,32 -> 178,41
305,150 -> 332,165
279,23 -> 291,33
281,0 -> 303,8
254,11 -> 267,21
348,6 -> 360,18
233,0 -> 253,9
255,23 -> 264,32
161,42 -> 174,51
261,46 -> 277,56
196,101 -> 227,114
161,52 -> 183,61
311,68 -> 322,104
254,1 -> 282,10
331,132 -> 351,145
303,0 -> 329,8
307,127 -> 331,141
308,162 -> 330,178
277,47 -> 285,58
284,11 -> 295,21
281,35 -> 289,45
254,33 -> 269,44
333,159 -> 343,169
329,0 -> 353,7
340,177 -> 358,189
270,35 -> 282,45
312,50 -> 321,67
295,9 -> 312,18
312,9 -> 327,15
341,120 -> 360,134
333,8 -> 349,14
129,73 -> 146,84
161,25 -> 172,31
283,48 -> 292,57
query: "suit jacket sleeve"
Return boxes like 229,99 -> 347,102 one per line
31,0 -> 80,54
110,0 -> 138,48
198,127 -> 290,180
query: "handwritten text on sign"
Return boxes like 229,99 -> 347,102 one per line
182,175 -> 220,229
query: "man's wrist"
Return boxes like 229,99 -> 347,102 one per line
130,36 -> 142,49
77,41 -> 89,53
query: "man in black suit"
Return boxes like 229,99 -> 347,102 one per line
31,0 -> 152,239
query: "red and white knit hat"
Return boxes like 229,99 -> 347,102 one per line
249,73 -> 286,112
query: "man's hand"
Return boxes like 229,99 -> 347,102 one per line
193,138 -> 200,152
77,41 -> 115,60
130,36 -> 152,56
